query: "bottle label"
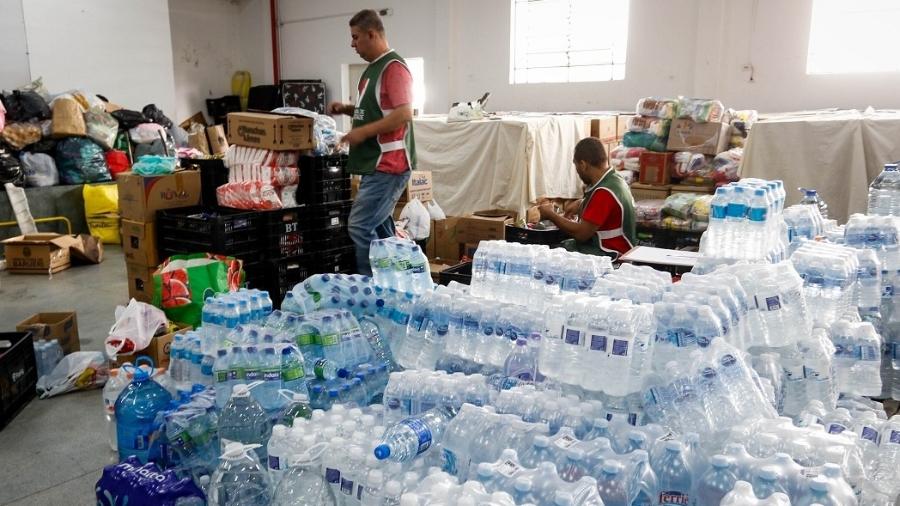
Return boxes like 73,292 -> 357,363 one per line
215,371 -> 228,383
263,368 -> 281,382
801,466 -> 822,479
860,426 -> 879,443
321,333 -> 339,346
658,491 -> 690,505
554,434 -> 579,450
827,423 -> 847,435
588,334 -> 607,352
268,455 -> 281,470
325,467 -> 341,484
441,448 -> 459,475
395,259 -> 411,271
411,262 -> 426,274
860,345 -> 879,361
890,430 -> 900,445
374,258 -> 391,269
563,326 -> 584,346
357,483 -> 364,501
296,332 -> 316,346
754,293 -> 782,311
282,364 -> 305,382
245,369 -> 261,382
402,418 -> 434,455
340,477 -> 354,495
611,339 -> 629,357
227,367 -> 245,381
495,459 -> 521,478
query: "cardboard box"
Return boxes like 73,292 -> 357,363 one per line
398,170 -> 433,203
429,263 -> 451,284
206,125 -> 229,155
179,112 -> 208,130
115,323 -> 191,369
666,119 -> 731,155
590,116 -> 617,141
631,183 -> 671,201
121,219 -> 159,267
2,234 -> 78,274
187,131 -> 210,156
226,112 -> 314,151
15,312 -> 80,354
616,114 -> 635,138
455,210 -> 517,244
126,262 -> 157,304
117,170 -> 202,222
670,184 -> 715,195
426,217 -> 462,264
638,152 -> 675,185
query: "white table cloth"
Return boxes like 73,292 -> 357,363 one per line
413,114 -> 592,217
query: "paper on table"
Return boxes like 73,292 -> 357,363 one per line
619,246 -> 699,267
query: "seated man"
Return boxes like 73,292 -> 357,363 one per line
538,137 -> 636,259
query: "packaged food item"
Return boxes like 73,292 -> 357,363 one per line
662,215 -> 693,231
636,97 -> 678,119
626,116 -> 671,137
676,97 -> 725,123
635,199 -> 665,225
711,148 -> 743,183
622,131 -> 668,152
690,194 -> 714,221
672,152 -> 711,179
662,193 -> 700,220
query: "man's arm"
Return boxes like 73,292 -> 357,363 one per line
539,203 -> 598,242
327,102 -> 355,116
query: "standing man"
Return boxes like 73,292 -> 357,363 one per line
538,138 -> 636,260
329,9 -> 416,276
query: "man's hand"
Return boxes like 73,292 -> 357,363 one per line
563,199 -> 582,218
328,101 -> 350,116
538,202 -> 557,220
340,128 -> 367,147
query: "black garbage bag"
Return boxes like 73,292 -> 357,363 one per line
1,90 -> 51,122
0,146 -> 24,186
26,138 -> 58,154
55,137 -> 111,184
142,104 -> 173,129
110,109 -> 148,130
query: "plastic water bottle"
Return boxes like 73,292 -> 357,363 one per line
267,424 -> 291,485
213,349 -> 231,409
281,346 -> 307,394
102,368 -> 129,452
696,455 -> 737,505
725,185 -> 749,258
258,347 -> 281,411
867,163 -> 900,216
721,481 -> 791,506
800,187 -> 828,219
655,441 -> 693,506
795,476 -> 839,506
189,338 -> 203,384
115,362 -> 173,463
407,243 -> 433,295
209,442 -> 272,506
503,338 -> 538,382
752,465 -> 788,499
374,406 -> 455,463
319,316 -> 342,365
748,188 -> 770,259
218,383 -> 272,461
272,442 -> 335,505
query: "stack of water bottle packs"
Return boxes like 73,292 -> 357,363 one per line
97,181 -> 900,506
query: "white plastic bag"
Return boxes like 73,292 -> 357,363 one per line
426,200 -> 446,220
20,152 -> 59,187
399,198 -> 431,240
36,351 -> 109,399
105,299 -> 168,357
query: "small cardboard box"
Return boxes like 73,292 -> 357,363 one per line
226,112 -> 314,151
115,323 -> 191,369
206,125 -> 229,155
455,210 -> 517,244
638,152 -> 675,185
398,170 -> 433,203
666,119 -> 731,155
117,170 -> 202,222
426,217 -> 462,264
121,219 -> 159,267
616,114 -> 635,138
590,116 -> 618,141
187,131 -> 210,156
2,234 -> 78,274
16,312 -> 80,354
631,183 -> 671,201
126,262 -> 157,304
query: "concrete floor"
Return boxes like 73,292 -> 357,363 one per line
0,246 -> 127,505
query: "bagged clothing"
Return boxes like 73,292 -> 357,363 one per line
50,96 -> 87,137
636,97 -> 677,119
36,351 -> 109,399
0,148 -> 24,185
84,110 -> 119,149
20,152 -> 58,186
86,213 -> 120,244
132,155 -> 176,176
676,97 -> 725,123
1,122 -> 42,150
133,136 -> 175,158
55,137 -> 111,184
27,138 -> 57,154
672,152 -> 710,179
141,103 -> 173,128
627,116 -> 671,137
83,183 -> 119,216
111,109 -> 148,130
105,299 -> 168,357
129,123 -> 167,144
1,90 -> 51,122
152,253 -> 244,327
105,150 -> 131,178
712,148 -> 743,183
71,90 -> 106,113
16,77 -> 50,102
167,125 -> 189,147
622,131 -> 668,152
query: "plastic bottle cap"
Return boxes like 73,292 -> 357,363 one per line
757,466 -> 778,480
477,462 -> 494,476
232,384 -> 251,397
217,349 -> 227,356
374,444 -> 391,460
399,494 -> 419,506
809,476 -> 829,491
711,455 -> 730,468
514,477 -> 532,491
602,461 -> 622,474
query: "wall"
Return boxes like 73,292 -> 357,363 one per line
21,0 -> 176,114
0,0 -> 30,91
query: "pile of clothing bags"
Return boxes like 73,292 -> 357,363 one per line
0,78 -> 188,187
634,192 -> 714,232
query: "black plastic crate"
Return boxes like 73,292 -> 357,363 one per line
0,332 -> 37,430
505,224 -> 566,247
158,207 -> 263,256
307,201 -> 352,231
180,158 -> 228,207
304,229 -> 352,253
299,155 -> 350,204
439,261 -> 472,286
261,208 -> 312,258
317,245 -> 356,274
263,254 -> 318,307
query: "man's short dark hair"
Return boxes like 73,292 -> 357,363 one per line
573,137 -> 608,167
350,9 -> 385,33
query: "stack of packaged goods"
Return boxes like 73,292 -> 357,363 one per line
99,178 -> 900,506
623,98 -> 676,153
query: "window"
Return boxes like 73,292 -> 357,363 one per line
510,0 -> 630,84
406,57 -> 426,114
807,0 -> 900,74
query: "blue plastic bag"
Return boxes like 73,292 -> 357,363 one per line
55,137 -> 111,184
95,456 -> 206,506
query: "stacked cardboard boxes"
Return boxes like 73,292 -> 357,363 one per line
117,170 -> 202,302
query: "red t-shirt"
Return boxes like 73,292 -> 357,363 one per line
358,57 -> 413,174
581,185 -> 634,257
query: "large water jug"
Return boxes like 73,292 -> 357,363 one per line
868,162 -> 900,216
115,358 -> 173,463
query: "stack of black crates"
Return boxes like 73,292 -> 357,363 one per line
157,154 -> 355,308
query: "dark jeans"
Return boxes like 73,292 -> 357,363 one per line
348,170 -> 411,275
